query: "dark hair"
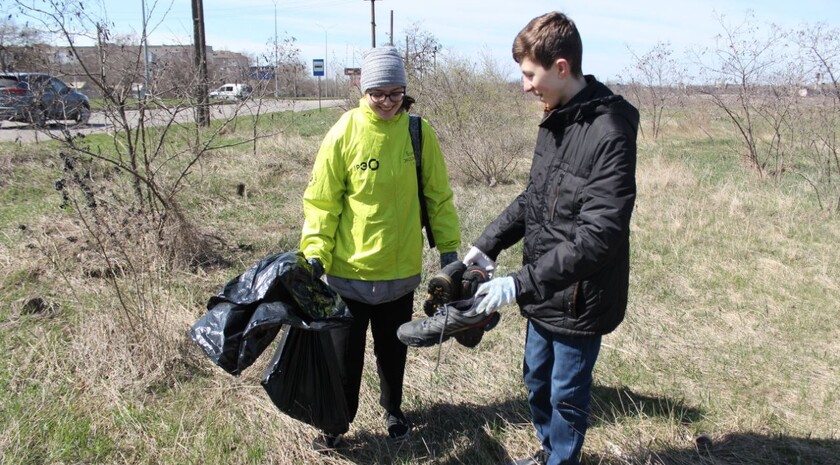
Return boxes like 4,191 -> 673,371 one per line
512,12 -> 583,77
400,94 -> 415,112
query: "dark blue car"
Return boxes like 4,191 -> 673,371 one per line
0,73 -> 91,126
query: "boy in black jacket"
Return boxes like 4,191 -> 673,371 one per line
464,11 -> 638,465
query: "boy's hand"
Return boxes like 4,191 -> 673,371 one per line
462,246 -> 495,273
474,276 -> 515,315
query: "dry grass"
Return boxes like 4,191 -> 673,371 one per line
1,104 -> 839,465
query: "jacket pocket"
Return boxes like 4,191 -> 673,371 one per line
574,280 -> 603,320
547,164 -> 569,223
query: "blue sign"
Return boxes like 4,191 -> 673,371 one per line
313,59 -> 325,77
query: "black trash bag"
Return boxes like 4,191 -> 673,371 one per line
207,251 -> 352,326
189,301 -> 256,376
244,298 -> 350,334
190,251 -> 352,376
261,326 -> 349,434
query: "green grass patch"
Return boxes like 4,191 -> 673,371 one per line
2,98 -> 839,465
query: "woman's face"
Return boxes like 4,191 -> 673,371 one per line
365,86 -> 405,120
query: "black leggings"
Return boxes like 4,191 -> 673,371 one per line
330,291 -> 414,431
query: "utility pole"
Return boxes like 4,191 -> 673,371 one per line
273,0 -> 279,98
191,0 -> 210,126
363,0 -> 377,47
389,10 -> 393,45
140,0 -> 150,99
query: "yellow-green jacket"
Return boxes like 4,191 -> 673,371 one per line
300,99 -> 460,281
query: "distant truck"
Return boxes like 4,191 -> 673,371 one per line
209,83 -> 252,101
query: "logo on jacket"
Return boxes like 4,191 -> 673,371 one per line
355,158 -> 379,171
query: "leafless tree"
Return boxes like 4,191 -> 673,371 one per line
693,11 -> 789,176
263,32 -> 307,97
0,17 -> 49,70
793,23 -> 840,210
417,54 -> 533,186
402,22 -> 442,79
621,41 -> 687,141
13,0 -> 287,367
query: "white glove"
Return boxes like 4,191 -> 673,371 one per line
462,246 -> 496,272
474,276 -> 516,315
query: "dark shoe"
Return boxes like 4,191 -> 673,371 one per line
452,327 -> 486,348
460,265 -> 490,298
453,265 -> 493,347
423,261 -> 467,316
312,433 -> 344,453
397,297 -> 500,348
385,410 -> 411,440
508,450 -> 549,465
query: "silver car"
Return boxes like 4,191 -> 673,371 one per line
0,73 -> 91,125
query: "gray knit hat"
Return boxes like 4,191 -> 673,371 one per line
360,46 -> 407,93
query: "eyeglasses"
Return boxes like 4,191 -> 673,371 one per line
367,90 -> 405,103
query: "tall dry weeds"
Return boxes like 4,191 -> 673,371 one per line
409,56 -> 535,186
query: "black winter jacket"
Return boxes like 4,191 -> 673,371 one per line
474,77 -> 638,337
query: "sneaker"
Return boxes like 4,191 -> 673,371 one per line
397,297 -> 500,348
312,432 -> 344,453
385,410 -> 411,440
508,450 -> 549,465
453,265 -> 492,347
423,261 -> 467,317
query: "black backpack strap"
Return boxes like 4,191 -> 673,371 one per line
409,115 -> 436,248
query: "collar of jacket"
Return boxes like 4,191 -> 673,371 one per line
358,97 -> 408,124
540,75 -> 622,128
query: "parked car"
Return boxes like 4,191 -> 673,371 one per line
0,72 -> 91,126
209,83 -> 252,101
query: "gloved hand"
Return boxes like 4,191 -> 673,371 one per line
462,246 -> 495,272
306,257 -> 325,279
474,276 -> 516,315
439,251 -> 458,269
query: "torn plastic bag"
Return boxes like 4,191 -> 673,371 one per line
261,325 -> 349,434
189,251 -> 352,376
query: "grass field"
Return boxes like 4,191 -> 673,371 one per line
0,102 -> 838,465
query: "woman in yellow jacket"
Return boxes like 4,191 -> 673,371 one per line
300,46 -> 461,451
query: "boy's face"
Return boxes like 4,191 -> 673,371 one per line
519,57 -> 567,110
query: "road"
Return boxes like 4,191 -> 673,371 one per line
0,98 -> 346,144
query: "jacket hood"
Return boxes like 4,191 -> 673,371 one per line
541,76 -> 639,131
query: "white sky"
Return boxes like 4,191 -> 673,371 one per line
10,0 -> 840,81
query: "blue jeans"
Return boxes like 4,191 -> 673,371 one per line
523,321 -> 602,465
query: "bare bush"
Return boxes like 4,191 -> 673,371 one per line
11,0 -> 292,386
692,12 -> 793,176
690,12 -> 839,211
621,42 -> 687,141
410,55 -> 533,186
794,23 -> 840,211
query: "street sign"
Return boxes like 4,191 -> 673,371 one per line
313,59 -> 325,77
344,67 -> 361,76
